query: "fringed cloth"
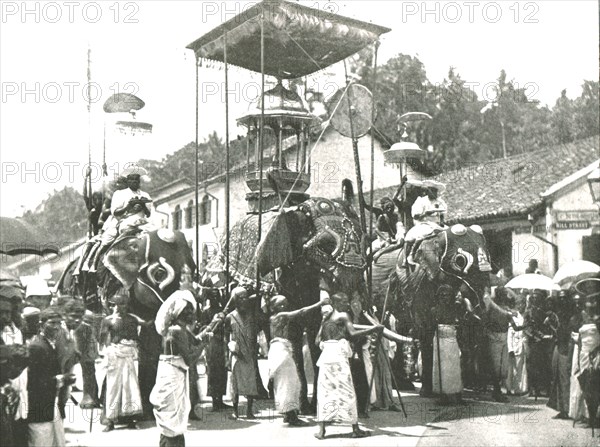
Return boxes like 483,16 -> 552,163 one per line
150,355 -> 190,438
268,338 -> 301,414
433,325 -> 463,395
104,341 -> 142,421
316,339 -> 358,424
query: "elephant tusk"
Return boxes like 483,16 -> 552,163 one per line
157,257 -> 176,291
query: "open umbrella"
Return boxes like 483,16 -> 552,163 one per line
0,217 -> 60,256
505,273 -> 560,292
553,260 -> 600,290
102,93 -> 145,113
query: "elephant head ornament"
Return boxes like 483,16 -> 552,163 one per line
228,198 -> 367,299
104,228 -> 196,319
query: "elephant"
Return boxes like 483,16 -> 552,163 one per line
371,223 -> 496,397
220,196 -> 368,412
57,228 -> 196,414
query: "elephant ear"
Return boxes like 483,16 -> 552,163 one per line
256,212 -> 294,274
104,235 -> 142,290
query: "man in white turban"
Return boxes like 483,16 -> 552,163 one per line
150,289 -> 211,447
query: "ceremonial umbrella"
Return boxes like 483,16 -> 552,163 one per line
0,217 -> 60,256
102,93 -> 145,113
505,273 -> 560,293
553,260 -> 600,290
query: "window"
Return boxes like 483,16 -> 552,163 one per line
185,200 -> 194,229
200,195 -> 211,225
172,205 -> 182,230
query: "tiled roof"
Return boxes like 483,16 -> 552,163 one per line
372,136 -> 599,223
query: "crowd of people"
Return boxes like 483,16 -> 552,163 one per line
1,260 -> 598,446
1,177 -> 598,445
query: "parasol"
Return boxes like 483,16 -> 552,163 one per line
405,178 -> 447,193
505,273 -> 560,292
0,217 -> 60,256
103,93 -> 145,113
553,260 -> 600,290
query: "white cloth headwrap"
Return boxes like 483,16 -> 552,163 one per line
154,290 -> 197,337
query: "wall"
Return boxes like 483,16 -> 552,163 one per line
550,178 -> 599,267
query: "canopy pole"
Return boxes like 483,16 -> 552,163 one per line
195,55 -> 200,279
224,31 -> 231,303
367,41 -> 380,302
256,10 -> 265,301
86,45 -> 93,240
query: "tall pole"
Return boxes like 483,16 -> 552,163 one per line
224,32 -> 231,302
367,41 -> 379,300
256,10 -> 265,299
86,45 -> 93,239
500,119 -> 507,159
195,56 -> 200,277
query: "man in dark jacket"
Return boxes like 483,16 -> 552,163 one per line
27,308 -> 75,447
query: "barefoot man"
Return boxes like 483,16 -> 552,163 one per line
267,294 -> 329,426
315,292 -> 383,440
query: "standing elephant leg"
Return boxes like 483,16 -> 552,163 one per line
80,361 -> 100,408
419,325 -> 435,397
138,323 -> 162,419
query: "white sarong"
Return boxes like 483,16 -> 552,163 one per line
150,355 -> 190,438
268,338 -> 301,414
568,335 -> 588,420
104,341 -> 142,421
316,339 -> 358,424
433,325 -> 463,395
28,403 -> 65,447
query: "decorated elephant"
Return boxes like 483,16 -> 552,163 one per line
220,196 -> 367,412
57,228 -> 195,413
372,223 -> 495,396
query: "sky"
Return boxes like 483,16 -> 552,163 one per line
1,0 -> 598,217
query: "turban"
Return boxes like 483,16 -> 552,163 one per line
154,290 -> 197,337
231,287 -> 249,307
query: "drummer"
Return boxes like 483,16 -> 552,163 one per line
404,182 -> 447,267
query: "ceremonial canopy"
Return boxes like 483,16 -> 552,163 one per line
186,0 -> 391,78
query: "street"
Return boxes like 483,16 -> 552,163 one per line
62,361 -> 599,447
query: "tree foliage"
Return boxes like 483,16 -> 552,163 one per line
353,52 -> 598,174
21,187 -> 88,244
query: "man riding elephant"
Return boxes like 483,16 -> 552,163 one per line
89,166 -> 153,273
